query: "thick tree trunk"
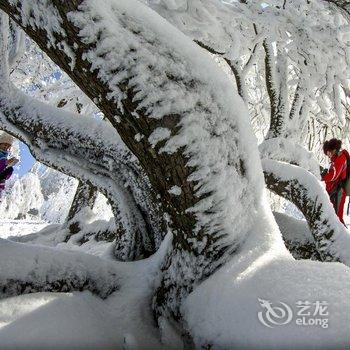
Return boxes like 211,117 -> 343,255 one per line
0,1 -> 265,322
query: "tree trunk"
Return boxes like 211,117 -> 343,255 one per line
0,1 -> 267,323
66,180 -> 98,233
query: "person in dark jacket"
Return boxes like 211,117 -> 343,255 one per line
0,133 -> 18,197
322,138 -> 349,224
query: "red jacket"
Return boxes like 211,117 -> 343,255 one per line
322,149 -> 349,194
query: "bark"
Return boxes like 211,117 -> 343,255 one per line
67,181 -> 98,223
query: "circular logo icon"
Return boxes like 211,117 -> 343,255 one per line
258,298 -> 293,328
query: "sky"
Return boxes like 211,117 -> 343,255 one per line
15,142 -> 35,177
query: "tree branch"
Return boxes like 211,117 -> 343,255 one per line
0,238 -> 119,298
263,159 -> 350,264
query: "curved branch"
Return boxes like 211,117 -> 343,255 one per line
259,138 -> 321,177
263,159 -> 350,264
0,90 -> 152,248
323,0 -> 350,21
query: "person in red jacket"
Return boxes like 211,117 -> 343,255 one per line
322,138 -> 349,225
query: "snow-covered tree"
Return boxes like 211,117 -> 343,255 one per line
1,1 -> 350,347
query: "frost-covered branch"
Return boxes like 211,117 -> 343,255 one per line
263,159 -> 350,264
289,81 -> 305,123
0,239 -> 119,298
259,138 -> 321,177
8,21 -> 25,68
263,39 -> 283,138
324,0 -> 350,20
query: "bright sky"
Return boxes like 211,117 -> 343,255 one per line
15,142 -> 35,176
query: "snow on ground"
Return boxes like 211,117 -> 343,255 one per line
0,220 -> 48,239
3,214 -> 350,349
0,258 -> 170,350
0,220 -> 174,350
184,255 -> 350,349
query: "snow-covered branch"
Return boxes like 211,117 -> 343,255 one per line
324,0 -> 350,20
0,239 -> 119,298
259,138 -> 321,177
263,159 -> 350,265
8,21 -> 25,68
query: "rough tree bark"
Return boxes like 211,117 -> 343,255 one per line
66,180 -> 98,237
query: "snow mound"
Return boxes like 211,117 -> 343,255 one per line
184,255 -> 350,349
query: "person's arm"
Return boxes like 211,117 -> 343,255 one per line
322,154 -> 347,182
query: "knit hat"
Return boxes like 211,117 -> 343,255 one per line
0,132 -> 14,145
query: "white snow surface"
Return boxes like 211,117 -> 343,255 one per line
2,208 -> 350,349
184,254 -> 350,349
273,211 -> 313,245
0,223 -> 174,350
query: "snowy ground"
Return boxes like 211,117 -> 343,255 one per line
0,220 -> 48,239
0,220 -> 172,350
2,214 -> 350,349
